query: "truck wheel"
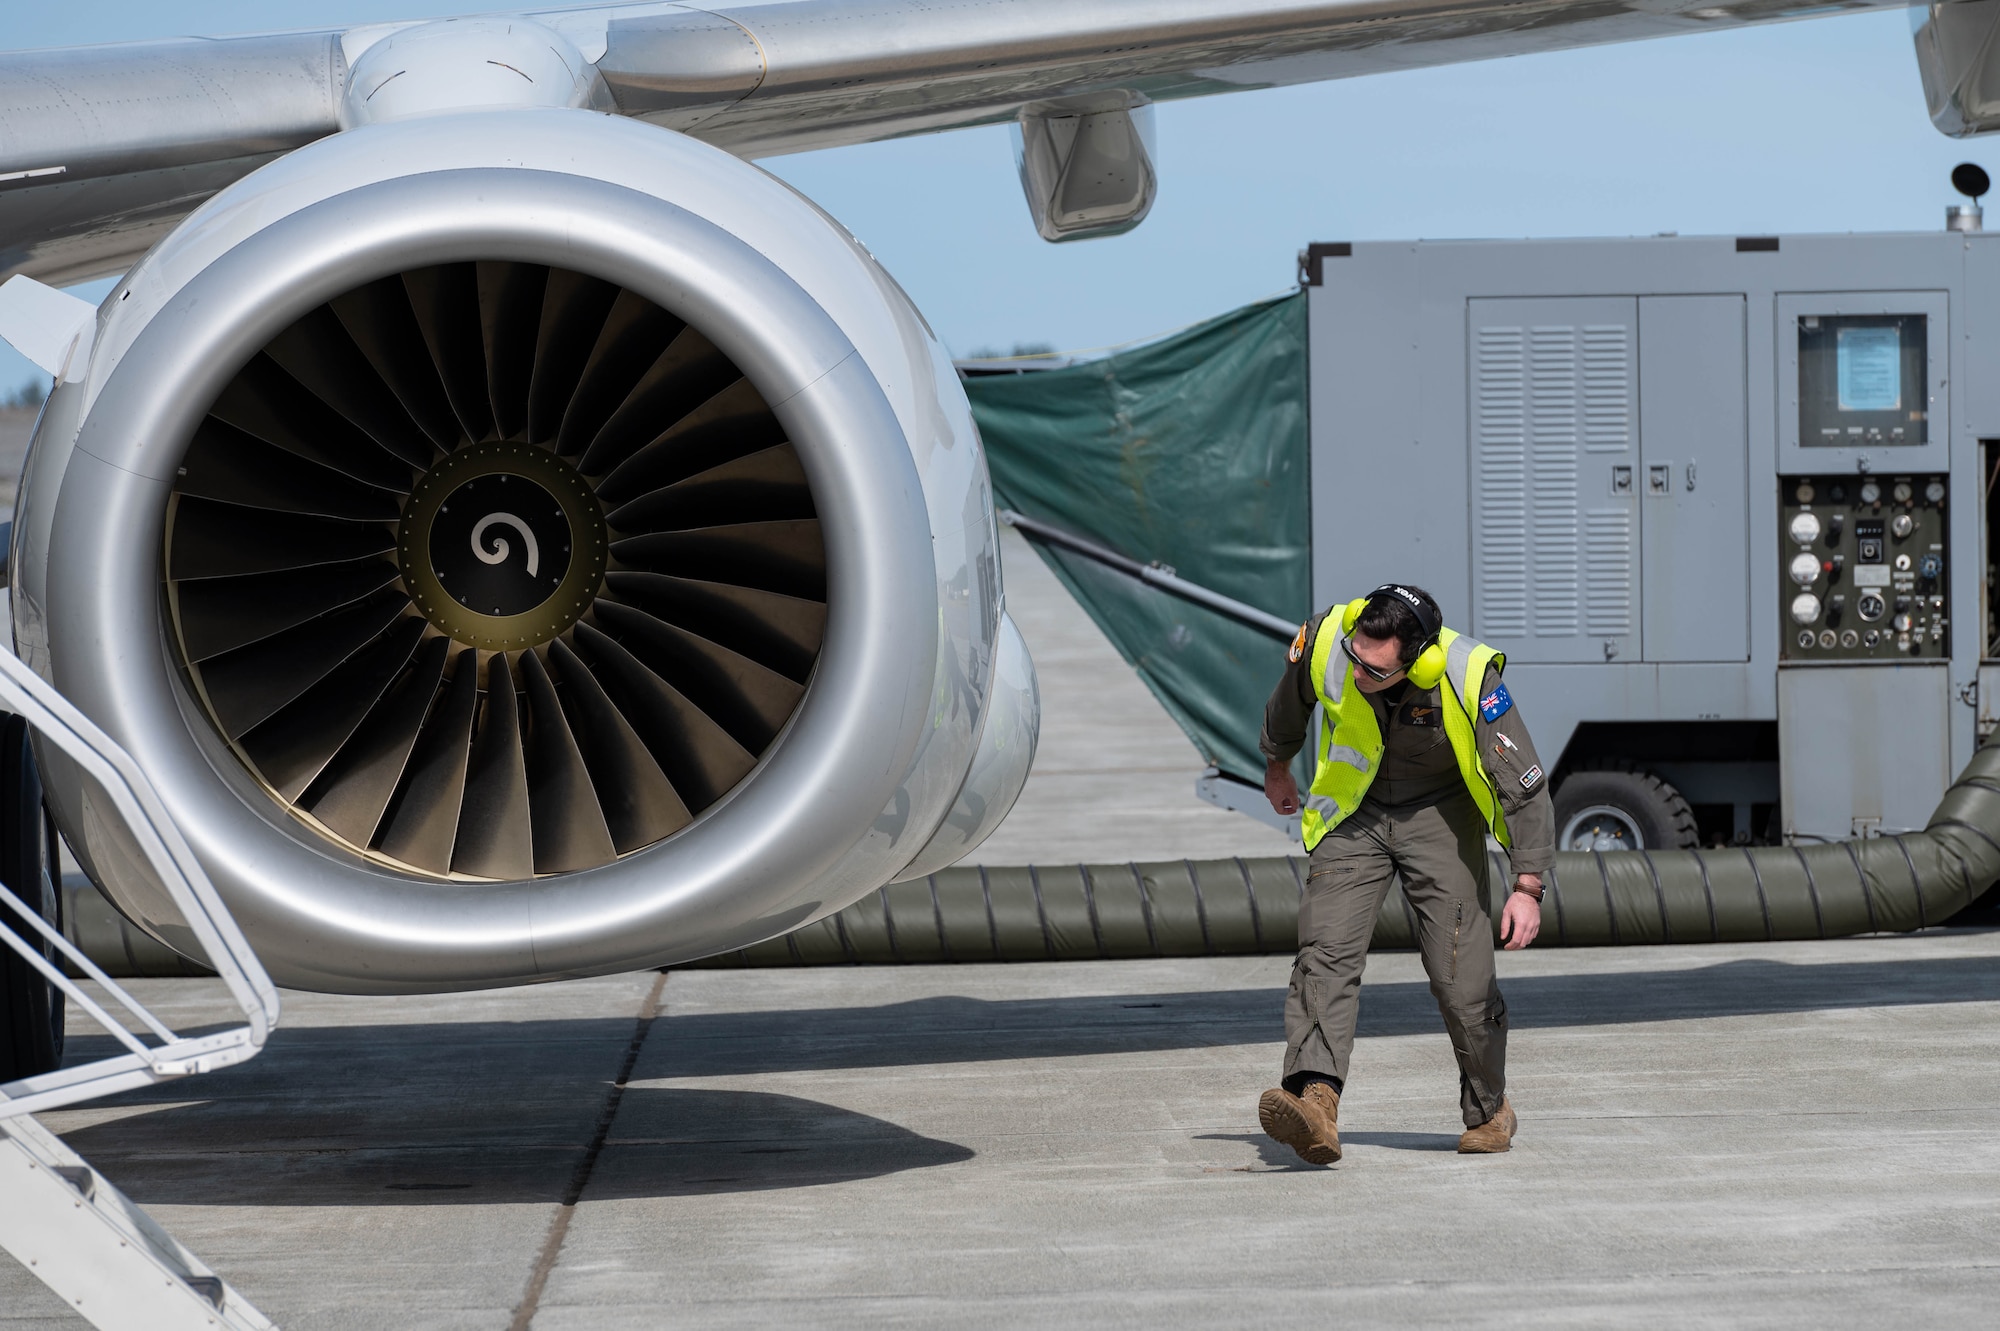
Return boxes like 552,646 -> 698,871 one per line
1553,762 -> 1699,852
0,713 -> 64,1083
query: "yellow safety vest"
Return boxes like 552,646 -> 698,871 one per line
1299,613 -> 1511,853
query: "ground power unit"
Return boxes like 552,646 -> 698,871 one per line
1297,227 -> 2000,850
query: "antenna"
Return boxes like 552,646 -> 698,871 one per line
1949,163 -> 1988,233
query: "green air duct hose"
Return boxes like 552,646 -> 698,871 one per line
695,742 -> 2000,967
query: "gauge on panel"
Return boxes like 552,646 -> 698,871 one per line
1790,593 -> 1822,624
1789,512 -> 1822,544
1925,480 -> 1946,504
1893,481 -> 1913,504
1860,481 -> 1881,505
1789,552 -> 1822,586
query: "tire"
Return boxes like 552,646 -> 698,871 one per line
0,712 -> 64,1083
1552,761 -> 1699,853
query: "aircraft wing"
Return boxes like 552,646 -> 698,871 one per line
0,0 -> 1905,282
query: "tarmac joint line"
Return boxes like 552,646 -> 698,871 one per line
509,968 -> 668,1329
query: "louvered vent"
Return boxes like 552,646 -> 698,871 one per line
1470,298 -> 1637,663
164,262 -> 826,879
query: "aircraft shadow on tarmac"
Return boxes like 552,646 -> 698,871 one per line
50,950 -> 2000,1207
57,1082 -> 973,1207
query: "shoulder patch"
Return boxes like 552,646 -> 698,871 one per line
1289,621 -> 1309,664
1479,682 -> 1514,723
1519,763 -> 1543,791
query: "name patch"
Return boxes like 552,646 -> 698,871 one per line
1479,683 -> 1514,722
1519,763 -> 1543,790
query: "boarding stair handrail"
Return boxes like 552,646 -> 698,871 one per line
0,641 -> 280,1329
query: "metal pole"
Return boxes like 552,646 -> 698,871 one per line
998,509 -> 1298,641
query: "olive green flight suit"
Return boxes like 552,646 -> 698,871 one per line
1260,611 -> 1555,1128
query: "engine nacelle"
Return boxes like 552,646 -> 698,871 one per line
11,108 -> 1036,992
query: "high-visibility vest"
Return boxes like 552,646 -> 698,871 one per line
1299,614 -> 1511,853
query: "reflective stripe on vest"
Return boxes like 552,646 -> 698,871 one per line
1298,609 -> 1512,853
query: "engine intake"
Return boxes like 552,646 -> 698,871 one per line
167,262 -> 824,879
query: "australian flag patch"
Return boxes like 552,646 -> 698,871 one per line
1479,683 -> 1514,723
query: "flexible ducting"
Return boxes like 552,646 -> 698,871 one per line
693,741 -> 2000,965
65,740 -> 2000,975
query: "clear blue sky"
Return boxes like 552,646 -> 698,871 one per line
3,3 -> 1995,392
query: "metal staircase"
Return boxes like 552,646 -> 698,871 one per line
0,642 -> 281,1328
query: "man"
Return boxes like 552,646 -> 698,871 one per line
1257,584 -> 1553,1164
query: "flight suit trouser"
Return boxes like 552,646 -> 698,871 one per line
1283,789 -> 1509,1128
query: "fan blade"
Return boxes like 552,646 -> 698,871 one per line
518,646 -> 616,873
176,557 -> 401,661
571,620 -> 756,811
610,519 -> 825,601
178,418 -> 402,521
330,276 -> 465,451
548,637 -> 691,851
556,289 -> 685,459
601,571 -> 823,683
264,305 -> 437,469
303,635 -> 449,846
169,497 -> 394,581
452,654 -> 534,880
240,617 -> 427,800
528,269 -> 621,444
478,261 -> 547,442
377,648 -> 480,872
403,263 -> 496,443
593,379 -> 785,503
591,600 -> 804,753
603,443 -> 812,536
574,329 -> 738,477
209,356 -> 415,492
195,589 -> 411,739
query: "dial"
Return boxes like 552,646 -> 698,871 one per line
1789,552 -> 1822,586
1893,612 -> 1914,633
1860,481 -> 1881,505
1892,481 -> 1912,504
1858,591 -> 1887,622
1788,512 -> 1822,544
1925,480 -> 1946,504
1890,512 -> 1915,539
1790,592 -> 1822,624
1794,482 -> 1815,503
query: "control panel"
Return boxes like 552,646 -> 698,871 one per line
1779,474 -> 1949,661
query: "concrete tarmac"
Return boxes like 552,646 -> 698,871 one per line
6,931 -> 2000,1327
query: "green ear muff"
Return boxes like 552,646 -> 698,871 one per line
1406,643 -> 1448,690
1339,598 -> 1369,634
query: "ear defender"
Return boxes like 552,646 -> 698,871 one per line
1405,643 -> 1448,689
1339,598 -> 1370,634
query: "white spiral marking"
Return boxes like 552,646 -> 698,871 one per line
471,512 -> 540,579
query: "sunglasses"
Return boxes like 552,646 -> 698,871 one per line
1342,635 -> 1409,683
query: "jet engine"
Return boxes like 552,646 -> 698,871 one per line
9,108 -> 1037,993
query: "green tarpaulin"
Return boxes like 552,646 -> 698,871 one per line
964,292 -> 1311,784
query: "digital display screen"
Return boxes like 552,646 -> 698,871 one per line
1798,313 -> 1926,447
1836,326 -> 1901,412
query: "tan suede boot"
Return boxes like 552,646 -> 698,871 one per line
1457,1097 -> 1517,1154
1258,1082 -> 1342,1165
